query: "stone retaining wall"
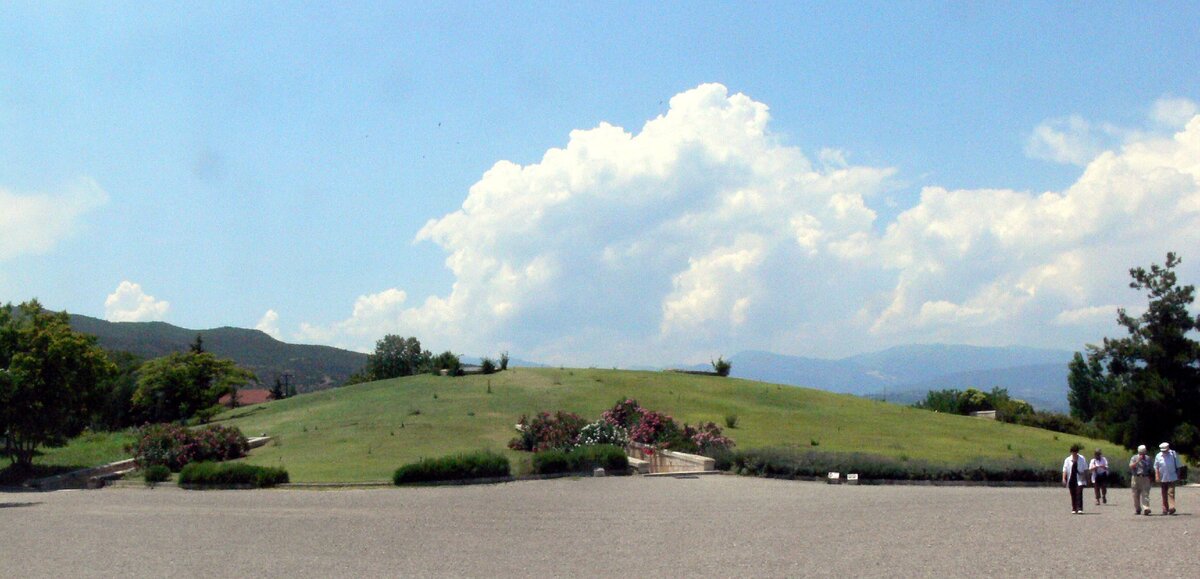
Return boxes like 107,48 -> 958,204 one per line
626,442 -> 716,473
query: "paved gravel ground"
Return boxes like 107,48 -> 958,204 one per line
2,475 -> 1197,578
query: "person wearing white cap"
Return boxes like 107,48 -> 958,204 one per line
1153,442 -> 1181,515
1129,445 -> 1153,515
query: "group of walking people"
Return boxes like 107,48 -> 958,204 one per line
1062,442 -> 1186,515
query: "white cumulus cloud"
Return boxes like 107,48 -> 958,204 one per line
1025,115 -> 1124,166
255,309 -> 282,339
104,281 -> 170,322
302,85 -> 1200,365
1151,96 -> 1199,128
0,178 -> 108,260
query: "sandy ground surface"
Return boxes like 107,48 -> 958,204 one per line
2,475 -> 1197,578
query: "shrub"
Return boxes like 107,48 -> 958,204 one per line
576,420 -> 629,448
480,357 -> 497,375
724,413 -> 739,429
598,398 -> 733,452
393,450 -> 510,484
601,398 -> 644,430
629,408 -> 682,447
128,423 -> 250,471
531,449 -> 571,474
533,445 -> 629,475
725,447 -> 1061,483
193,404 -> 224,424
178,462 -> 289,487
711,356 -> 732,377
499,351 -> 509,371
426,351 -> 462,376
143,464 -> 170,484
684,422 -> 735,454
1010,411 -> 1099,438
508,411 -> 587,452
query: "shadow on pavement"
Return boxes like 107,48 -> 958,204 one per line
0,501 -> 41,508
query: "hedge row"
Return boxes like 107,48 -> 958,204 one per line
717,447 -> 1129,485
178,462 -> 290,487
393,450 -> 511,485
532,444 -> 629,475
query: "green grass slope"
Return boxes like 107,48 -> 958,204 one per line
215,368 -> 1124,482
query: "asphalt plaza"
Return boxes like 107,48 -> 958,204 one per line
2,475 -> 1197,577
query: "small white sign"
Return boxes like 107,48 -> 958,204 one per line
827,472 -> 840,484
847,473 -> 859,485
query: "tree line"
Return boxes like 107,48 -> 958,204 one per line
1,300 -> 261,471
345,334 -> 509,384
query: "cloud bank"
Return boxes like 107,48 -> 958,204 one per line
0,178 -> 108,261
300,85 -> 1200,365
105,281 -> 170,322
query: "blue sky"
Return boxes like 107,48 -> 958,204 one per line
2,3 -> 1199,365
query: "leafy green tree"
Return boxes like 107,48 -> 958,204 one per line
711,356 -> 732,377
987,387 -> 1033,421
1066,350 -> 1112,422
0,300 -> 116,470
270,375 -> 285,400
93,350 -> 143,430
427,351 -> 462,376
915,388 -> 963,413
132,350 -> 256,423
1070,253 -> 1200,454
366,335 -> 431,380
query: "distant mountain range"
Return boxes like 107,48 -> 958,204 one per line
68,315 -> 368,393
679,345 -> 1077,412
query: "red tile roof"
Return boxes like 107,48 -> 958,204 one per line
219,388 -> 274,408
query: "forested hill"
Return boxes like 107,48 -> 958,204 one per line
68,314 -> 367,393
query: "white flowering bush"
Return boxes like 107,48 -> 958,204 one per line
575,420 -> 629,448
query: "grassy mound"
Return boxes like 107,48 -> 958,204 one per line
201,367 -> 1124,482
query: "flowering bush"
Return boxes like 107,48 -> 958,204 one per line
628,408 -> 681,446
602,398 -> 643,430
684,422 -> 735,453
576,420 -> 629,448
129,423 -> 249,471
507,411 -> 587,452
510,399 -> 735,457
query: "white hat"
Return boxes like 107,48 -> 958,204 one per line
1138,445 -> 1147,452
1159,442 -> 1170,450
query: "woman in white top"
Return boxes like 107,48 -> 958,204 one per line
1089,449 -> 1109,505
1063,444 -> 1089,514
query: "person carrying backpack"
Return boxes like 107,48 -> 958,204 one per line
1153,442 -> 1183,515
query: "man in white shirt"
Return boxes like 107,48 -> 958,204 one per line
1062,444 -> 1088,514
1153,441 -> 1181,515
1089,449 -> 1109,505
